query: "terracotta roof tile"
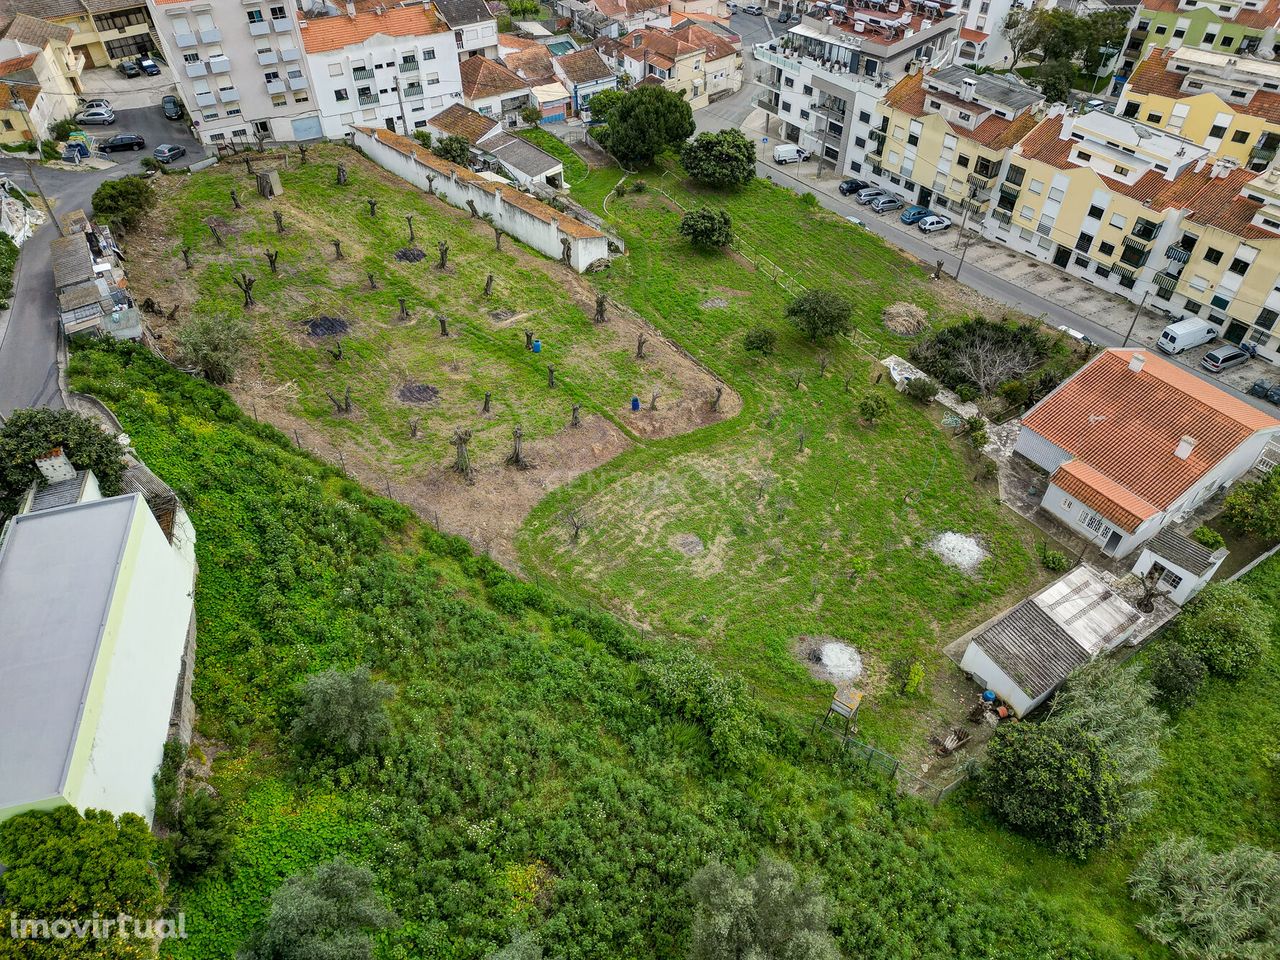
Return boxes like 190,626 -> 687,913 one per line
460,54 -> 529,100
554,48 -> 612,83
1052,460 -> 1156,532
1128,46 -> 1280,125
884,70 -> 926,113
2,12 -> 72,46
1023,349 -> 1279,526
668,20 -> 739,59
0,52 -> 38,76
300,5 -> 446,53
429,102 -> 497,142
959,27 -> 988,43
504,43 -> 554,82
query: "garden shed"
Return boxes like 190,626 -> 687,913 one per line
957,565 -> 1142,716
1131,529 -> 1226,605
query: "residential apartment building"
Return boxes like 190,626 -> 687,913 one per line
1,0 -> 159,68
1118,45 -> 1280,171
596,22 -> 740,109
151,0 -> 317,144
302,2 -> 463,139
1,12 -> 86,94
953,0 -> 1017,66
1121,0 -> 1280,75
755,0 -> 960,176
0,32 -> 82,145
868,66 -> 1042,218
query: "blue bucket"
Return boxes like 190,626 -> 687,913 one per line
532,339 -> 542,353
631,396 -> 640,412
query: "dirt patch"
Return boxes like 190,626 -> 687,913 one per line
795,635 -> 864,687
306,315 -> 349,338
398,382 -> 440,404
883,302 -> 929,336
928,532 -> 989,574
394,246 -> 426,263
700,297 -> 729,310
670,532 -> 704,556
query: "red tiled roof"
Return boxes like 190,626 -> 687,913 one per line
300,4 -> 446,53
554,47 -> 613,84
1024,349 -> 1280,528
497,32 -> 541,50
1128,46 -> 1280,124
668,20 -> 739,60
460,55 -> 529,100
883,70 -> 1036,151
590,0 -> 669,17
959,27 -> 988,43
504,44 -> 555,83
429,102 -> 497,142
0,52 -> 38,76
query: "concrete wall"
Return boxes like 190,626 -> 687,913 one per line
353,127 -> 612,271
958,641 -> 1038,717
67,496 -> 196,823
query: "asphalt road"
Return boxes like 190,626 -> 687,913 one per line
0,106 -> 203,417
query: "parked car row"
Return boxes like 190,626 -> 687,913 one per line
117,56 -> 161,78
838,180 -> 953,231
1248,379 -> 1280,405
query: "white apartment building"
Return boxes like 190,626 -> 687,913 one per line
952,0 -> 1017,67
151,0 -> 318,144
434,0 -> 498,59
302,1 -> 464,138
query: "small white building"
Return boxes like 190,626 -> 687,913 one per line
1015,348 -> 1280,559
1131,529 -> 1228,605
434,0 -> 500,60
301,1 -> 464,139
958,565 -> 1142,717
425,103 -> 565,189
459,53 -> 532,123
0,453 -> 197,824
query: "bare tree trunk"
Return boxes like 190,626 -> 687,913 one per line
451,428 -> 474,481
560,237 -> 572,266
332,239 -> 343,260
933,259 -> 944,280
265,249 -> 279,273
181,246 -> 191,269
166,304 -> 179,323
230,188 -> 241,209
483,391 -> 491,413
438,240 -> 450,270
406,215 -> 415,243
789,369 -> 803,389
765,407 -> 779,429
506,427 -> 531,469
209,223 -> 223,246
437,313 -> 449,337
254,133 -> 267,153
649,389 -> 660,411
409,417 -> 419,438
493,225 -> 503,251
325,386 -> 352,413
565,509 -> 585,543
818,351 -> 831,376
797,424 -> 807,452
636,333 -> 648,358
467,199 -> 479,218
711,386 -> 723,412
367,272 -> 377,290
243,156 -> 253,175
843,374 -> 853,393
426,173 -> 435,195
274,209 -> 284,233
525,329 -> 534,351
571,403 -> 581,427
367,198 -> 377,217
328,338 -> 343,361
298,143 -> 308,165
336,163 -> 347,186
594,294 -> 607,324
484,273 -> 494,297
233,272 -> 256,307
547,365 -> 556,388
398,297 -> 409,323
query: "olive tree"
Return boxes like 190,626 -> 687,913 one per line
290,666 -> 393,761
785,288 -> 852,342
176,313 -> 251,385
679,207 -> 733,249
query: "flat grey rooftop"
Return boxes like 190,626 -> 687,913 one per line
0,495 -> 137,809
971,598 -> 1088,699
930,65 -> 1042,113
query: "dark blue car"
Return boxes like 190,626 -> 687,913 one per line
900,205 -> 932,225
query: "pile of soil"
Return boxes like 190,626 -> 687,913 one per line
670,532 -> 705,556
306,316 -> 349,337
883,302 -> 930,336
398,383 -> 440,404
490,309 -> 516,322
394,247 -> 426,263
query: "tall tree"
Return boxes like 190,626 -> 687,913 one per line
786,288 -> 853,342
433,134 -> 472,166
601,86 -> 695,167
681,129 -> 756,188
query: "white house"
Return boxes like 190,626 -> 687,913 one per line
0,452 -> 197,824
551,47 -> 615,114
459,53 -> 532,123
958,565 -> 1142,716
1015,348 -> 1280,559
425,102 -> 564,189
301,1 -> 464,139
434,0 -> 499,60
1131,529 -> 1228,605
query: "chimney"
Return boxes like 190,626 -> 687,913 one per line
960,76 -> 976,102
1128,351 -> 1146,374
35,447 -> 76,483
1175,435 -> 1197,460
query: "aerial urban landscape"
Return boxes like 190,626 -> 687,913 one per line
0,0 -> 1278,956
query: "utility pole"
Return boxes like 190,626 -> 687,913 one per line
1122,289 -> 1151,347
393,76 -> 409,136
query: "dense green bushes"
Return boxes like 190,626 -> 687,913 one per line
1169,581 -> 1272,678
0,407 -> 126,515
909,317 -> 1052,395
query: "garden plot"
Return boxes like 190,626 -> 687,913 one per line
126,144 -> 736,564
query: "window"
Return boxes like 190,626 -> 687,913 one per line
183,52 -> 199,63
1075,232 -> 1094,252
271,94 -> 286,107
0,119 -> 10,132
335,88 -> 349,102
1087,204 -> 1104,220
1154,24 -> 1167,34
1019,204 -> 1034,220
957,154 -> 970,168
1204,247 -> 1223,265
802,84 -> 812,95
783,76 -> 794,88
1146,112 -> 1162,124
263,70 -> 279,82
247,9 -> 265,22
1005,164 -> 1025,186
1122,102 -> 1139,118
1209,123 -> 1228,139
95,7 -> 149,30
1082,510 -> 1112,537
1229,257 -> 1250,275
1173,27 -> 1186,38
269,4 -> 287,20
1115,166 -> 1130,177
226,108 -> 241,116
1109,213 -> 1127,229
253,120 -> 269,136
422,48 -> 436,60
1232,130 -> 1250,144
1184,300 -> 1202,315
1029,178 -> 1044,194
1099,241 -> 1115,256
1203,31 -> 1217,44
328,62 -> 343,77
800,109 -> 810,120
858,110 -> 871,124
1078,150 -> 1092,161
293,91 -> 309,103
201,110 -> 218,121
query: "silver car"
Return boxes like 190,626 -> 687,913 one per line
1200,345 -> 1251,373
75,107 -> 115,125
870,194 -> 904,213
855,187 -> 887,204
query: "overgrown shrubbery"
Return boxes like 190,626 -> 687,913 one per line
1168,581 -> 1272,678
910,317 -> 1051,395
0,407 -> 126,514
1190,525 -> 1226,551
175,312 -> 250,384
904,376 -> 939,403
743,325 -> 777,355
432,134 -> 472,166
91,175 -> 155,230
1147,643 -> 1207,715
1221,468 -> 1280,541
290,666 -> 394,762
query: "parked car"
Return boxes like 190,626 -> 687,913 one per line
899,205 -> 932,224
845,215 -> 865,227
100,133 -> 145,153
153,143 -> 187,164
116,59 -> 141,78
1084,98 -> 1107,113
741,3 -> 765,13
1200,345 -> 1251,373
75,107 -> 115,125
855,186 -> 887,204
777,11 -> 791,22
78,98 -> 110,111
772,143 -> 810,164
137,57 -> 161,76
917,214 -> 952,232
1157,318 -> 1218,354
161,95 -> 182,120
870,194 -> 904,213
1249,379 -> 1273,399
1057,324 -> 1095,346
1270,385 -> 1280,406
838,177 -> 869,195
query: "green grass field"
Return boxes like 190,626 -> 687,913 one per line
516,127 -> 590,184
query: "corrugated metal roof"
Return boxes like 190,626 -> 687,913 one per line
27,470 -> 88,512
1146,528 -> 1220,575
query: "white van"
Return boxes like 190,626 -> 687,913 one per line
1157,318 -> 1218,355
772,143 -> 810,164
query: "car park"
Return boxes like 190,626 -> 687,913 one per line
137,57 -> 161,76
161,95 -> 182,120
1157,318 -> 1218,354
116,60 -> 140,78
838,177 -> 869,196
899,205 -> 932,224
1200,345 -> 1251,373
153,143 -> 187,164
100,133 -> 145,153
855,186 -> 887,204
917,214 -> 951,232
75,107 -> 115,125
870,194 -> 904,213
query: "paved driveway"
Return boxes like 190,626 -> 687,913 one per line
78,64 -> 179,111
98,105 -> 204,167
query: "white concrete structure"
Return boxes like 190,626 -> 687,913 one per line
1131,528 -> 1227,605
353,125 -> 614,271
301,1 -> 464,139
151,0 -> 320,145
434,0 -> 499,60
958,565 -> 1142,716
0,484 -> 196,823
1016,348 -> 1280,558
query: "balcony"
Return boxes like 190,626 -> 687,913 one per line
756,96 -> 778,115
175,32 -> 197,48
999,181 -> 1020,200
991,207 -> 1012,224
272,16 -> 291,31
398,60 -> 419,73
258,50 -> 277,65
1166,244 -> 1191,263
1154,271 -> 1180,292
265,79 -> 285,94
288,75 -> 307,91
194,91 -> 217,107
1250,143 -> 1277,167
184,60 -> 207,77
208,55 -> 231,74
404,82 -> 423,97
280,48 -> 300,61
359,92 -> 379,106
248,19 -> 271,35
1122,233 -> 1152,251
868,127 -> 885,141
199,28 -> 221,43
218,86 -> 240,103
968,170 -> 994,189
353,67 -> 374,80
1131,218 -> 1160,241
